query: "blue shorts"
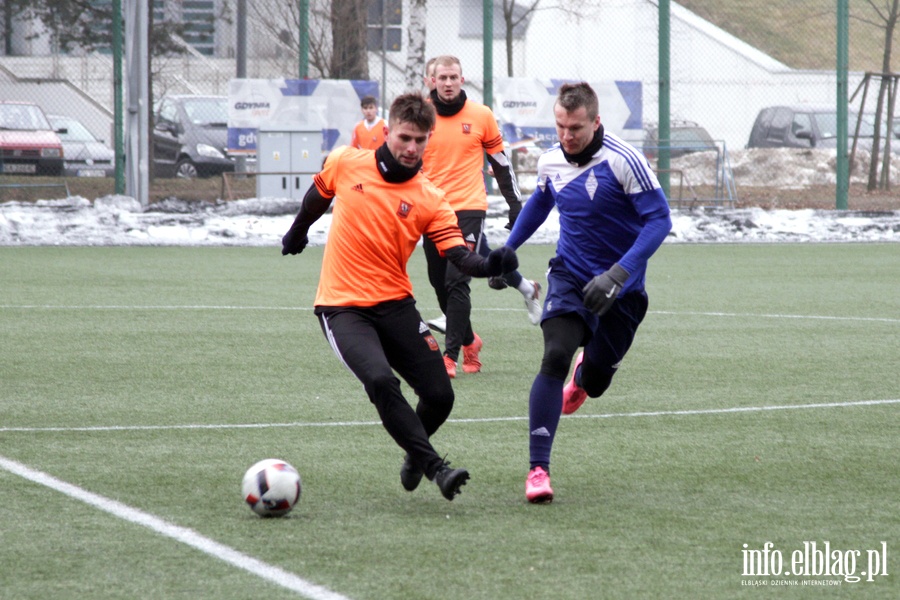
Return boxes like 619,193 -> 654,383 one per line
544,256 -> 648,371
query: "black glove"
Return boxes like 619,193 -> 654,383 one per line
582,263 -> 630,316
488,276 -> 509,290
486,246 -> 519,277
505,201 -> 522,231
281,230 -> 309,255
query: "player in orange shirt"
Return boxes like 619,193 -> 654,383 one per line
421,55 -> 541,378
349,95 -> 386,150
281,92 -> 519,501
421,58 -> 542,336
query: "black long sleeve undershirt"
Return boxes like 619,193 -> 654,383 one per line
285,185 -> 332,237
444,246 -> 494,278
485,150 -> 522,221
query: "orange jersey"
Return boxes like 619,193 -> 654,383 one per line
421,100 -> 505,212
313,145 -> 467,307
350,118 -> 386,150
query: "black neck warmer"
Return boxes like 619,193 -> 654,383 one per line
562,124 -> 605,167
431,89 -> 467,117
375,143 -> 422,183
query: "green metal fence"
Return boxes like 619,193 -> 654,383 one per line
0,0 -> 896,208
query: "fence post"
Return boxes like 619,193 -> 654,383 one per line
836,0 -> 849,210
299,0 -> 309,79
658,0 -> 671,199
483,0 -> 494,194
125,0 -> 149,208
112,0 -> 125,195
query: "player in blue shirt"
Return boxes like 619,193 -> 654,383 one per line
504,82 -> 672,503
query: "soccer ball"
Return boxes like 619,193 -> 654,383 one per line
241,458 -> 302,518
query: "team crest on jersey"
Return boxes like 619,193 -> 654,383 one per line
585,169 -> 598,199
461,123 -> 472,135
397,200 -> 412,218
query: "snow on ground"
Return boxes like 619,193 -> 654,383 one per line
2,146 -> 898,246
0,193 -> 897,247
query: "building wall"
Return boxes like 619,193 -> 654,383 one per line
0,0 -> 862,151
415,0 -> 853,150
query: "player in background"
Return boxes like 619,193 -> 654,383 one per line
502,82 -> 672,503
350,95 -> 386,150
421,55 -> 541,378
281,92 -> 519,501
420,57 -> 542,335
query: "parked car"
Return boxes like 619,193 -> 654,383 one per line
747,105 -> 881,151
642,120 -> 718,160
152,95 -> 235,178
47,114 -> 115,178
0,101 -> 64,176
504,139 -> 548,175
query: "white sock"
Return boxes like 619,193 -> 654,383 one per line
517,279 -> 535,298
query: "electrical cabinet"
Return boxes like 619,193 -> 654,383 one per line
256,125 -> 323,199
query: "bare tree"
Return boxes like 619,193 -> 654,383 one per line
23,0 -> 190,56
498,0 -> 604,76
306,2 -> 334,77
246,0 -> 307,75
330,0 -> 369,78
500,0 -> 539,76
404,0 -> 427,90
248,0 -> 369,80
2,0 -> 33,54
857,0 -> 900,191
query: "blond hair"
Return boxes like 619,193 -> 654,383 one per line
432,55 -> 462,75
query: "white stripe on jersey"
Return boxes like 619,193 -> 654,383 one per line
536,132 -> 660,196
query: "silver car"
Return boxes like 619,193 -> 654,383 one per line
48,114 -> 115,177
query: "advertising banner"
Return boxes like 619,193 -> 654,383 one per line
493,78 -> 643,148
227,78 -> 379,155
227,77 -> 641,156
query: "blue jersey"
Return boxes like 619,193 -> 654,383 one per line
506,131 -> 672,293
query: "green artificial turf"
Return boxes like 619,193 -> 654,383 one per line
1,243 -> 897,599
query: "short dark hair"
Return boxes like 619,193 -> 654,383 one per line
556,82 -> 599,121
360,95 -> 377,108
389,93 -> 435,132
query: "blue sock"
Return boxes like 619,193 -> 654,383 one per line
528,373 -> 564,471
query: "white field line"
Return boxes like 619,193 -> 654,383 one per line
2,401 -> 896,597
2,399 -> 898,434
651,310 -> 900,324
0,304 -> 315,310
2,304 -> 893,597
0,304 -> 898,324
0,456 -> 351,600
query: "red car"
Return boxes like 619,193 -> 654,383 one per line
0,101 -> 64,176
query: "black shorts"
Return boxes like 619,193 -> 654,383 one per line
315,298 -> 449,399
